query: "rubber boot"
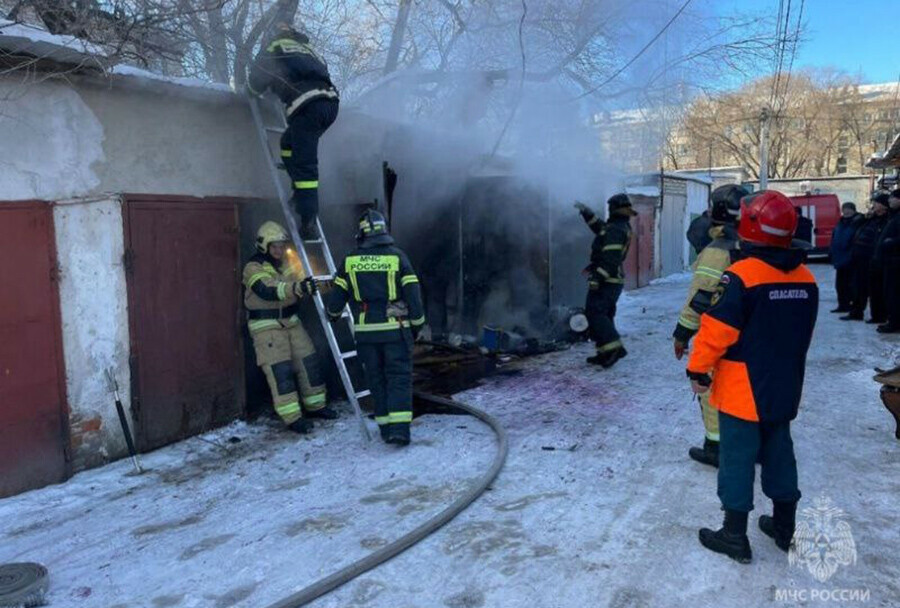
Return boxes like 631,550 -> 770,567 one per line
587,347 -> 628,368
699,510 -> 752,564
384,423 -> 411,447
288,418 -> 314,434
758,500 -> 797,552
305,406 -> 339,420
688,438 -> 719,468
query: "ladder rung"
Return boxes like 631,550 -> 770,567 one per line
355,390 -> 371,399
303,238 -> 324,244
264,126 -> 283,133
341,310 -> 351,318
341,350 -> 357,359
312,274 -> 333,281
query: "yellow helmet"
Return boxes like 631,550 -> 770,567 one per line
256,221 -> 290,253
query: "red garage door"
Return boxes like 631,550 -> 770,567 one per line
124,197 -> 244,451
0,202 -> 69,497
623,201 -> 656,290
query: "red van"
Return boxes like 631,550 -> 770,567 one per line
789,193 -> 841,255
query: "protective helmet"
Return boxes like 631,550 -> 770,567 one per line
737,190 -> 797,248
607,193 -> 637,216
357,209 -> 394,245
256,221 -> 290,253
270,20 -> 309,43
710,184 -> 749,225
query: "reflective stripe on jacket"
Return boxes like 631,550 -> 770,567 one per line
687,250 -> 818,423
327,244 -> 425,343
242,252 -> 305,333
583,212 -> 632,285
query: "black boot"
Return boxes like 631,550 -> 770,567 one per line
587,347 -> 628,368
866,317 -> 886,324
300,220 -> 320,241
305,406 -> 339,420
758,500 -> 797,552
840,312 -> 863,321
384,424 -> 410,447
877,323 -> 900,334
688,438 -> 719,468
830,307 -> 850,313
699,510 -> 752,563
287,418 -> 314,434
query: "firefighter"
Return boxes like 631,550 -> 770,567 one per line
672,184 -> 749,468
686,190 -> 818,564
243,221 -> 337,434
575,194 -> 635,368
326,210 -> 425,446
873,188 -> 900,333
248,21 -> 339,241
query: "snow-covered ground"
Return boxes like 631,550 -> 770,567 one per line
2,265 -> 898,608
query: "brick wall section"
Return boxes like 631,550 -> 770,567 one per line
69,415 -> 108,470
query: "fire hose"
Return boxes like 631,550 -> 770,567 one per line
263,392 -> 508,608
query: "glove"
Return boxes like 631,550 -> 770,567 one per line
574,201 -> 589,213
673,340 -> 687,360
294,277 -> 318,297
686,370 -> 712,394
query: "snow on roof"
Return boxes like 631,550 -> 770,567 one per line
110,64 -> 233,94
0,18 -> 106,66
625,185 -> 660,197
857,82 -> 900,101
867,132 -> 900,169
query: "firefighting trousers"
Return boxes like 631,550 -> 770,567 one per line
357,341 -> 413,434
585,282 -> 624,353
280,97 -> 339,224
251,323 -> 327,424
717,412 -> 801,513
699,389 -> 719,442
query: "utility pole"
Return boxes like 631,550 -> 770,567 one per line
383,0 -> 412,76
759,106 -> 770,190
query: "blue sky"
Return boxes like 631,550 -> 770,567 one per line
715,0 -> 898,84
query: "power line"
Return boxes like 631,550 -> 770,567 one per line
568,0 -> 693,102
776,0 -> 804,112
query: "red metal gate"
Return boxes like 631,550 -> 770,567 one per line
124,196 -> 243,451
624,201 -> 656,290
0,202 -> 69,497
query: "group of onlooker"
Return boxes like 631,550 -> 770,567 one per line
830,188 -> 900,333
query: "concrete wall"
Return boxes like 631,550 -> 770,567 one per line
53,197 -> 132,470
0,74 -> 276,201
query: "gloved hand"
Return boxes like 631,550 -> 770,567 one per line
574,201 -> 589,213
673,340 -> 687,360
687,370 -> 712,394
294,277 -> 318,297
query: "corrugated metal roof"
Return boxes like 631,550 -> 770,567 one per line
866,132 -> 900,169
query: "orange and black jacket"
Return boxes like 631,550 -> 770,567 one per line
686,246 -> 818,423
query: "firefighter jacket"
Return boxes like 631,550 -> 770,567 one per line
242,252 -> 306,333
686,245 -> 818,423
582,210 -> 632,286
673,224 -> 739,344
248,32 -> 338,115
327,242 -> 425,344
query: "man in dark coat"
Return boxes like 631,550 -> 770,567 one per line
874,189 -> 900,333
829,202 -> 862,313
842,192 -> 891,322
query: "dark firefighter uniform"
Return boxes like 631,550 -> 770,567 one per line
673,184 -> 748,468
873,189 -> 900,333
687,190 -> 818,563
327,210 -> 425,446
248,23 -> 339,237
578,194 -> 635,368
243,221 -> 330,432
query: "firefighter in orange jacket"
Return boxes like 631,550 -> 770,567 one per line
686,190 -> 818,563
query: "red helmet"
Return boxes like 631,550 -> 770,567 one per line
737,190 -> 797,248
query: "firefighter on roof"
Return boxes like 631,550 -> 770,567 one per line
248,21 -> 339,241
686,190 -> 818,564
326,210 -> 425,446
672,184 -> 749,468
576,193 -> 635,368
243,221 -> 337,434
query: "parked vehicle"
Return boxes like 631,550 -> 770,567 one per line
789,193 -> 841,256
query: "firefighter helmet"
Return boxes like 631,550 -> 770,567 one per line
607,193 -> 637,216
710,184 -> 749,225
256,221 -> 290,253
356,209 -> 394,245
737,190 -> 797,248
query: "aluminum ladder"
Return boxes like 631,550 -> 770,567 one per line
248,96 -> 372,442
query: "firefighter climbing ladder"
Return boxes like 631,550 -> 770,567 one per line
249,96 -> 372,442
